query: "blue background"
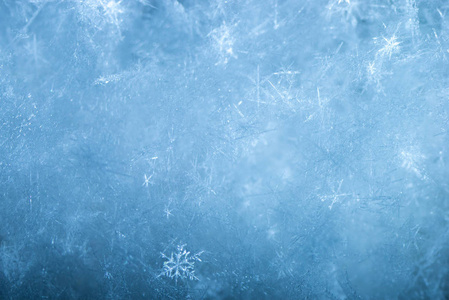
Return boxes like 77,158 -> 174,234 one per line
1,0 -> 448,298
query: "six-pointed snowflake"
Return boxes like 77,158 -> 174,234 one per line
159,244 -> 203,284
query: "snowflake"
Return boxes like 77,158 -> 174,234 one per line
367,62 -> 376,75
320,179 -> 350,210
159,244 -> 203,284
99,0 -> 123,26
164,205 -> 173,219
142,173 -> 153,187
377,35 -> 401,59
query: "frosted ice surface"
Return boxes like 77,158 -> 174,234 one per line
1,0 -> 449,298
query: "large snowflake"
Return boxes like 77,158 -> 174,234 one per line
159,244 -> 203,284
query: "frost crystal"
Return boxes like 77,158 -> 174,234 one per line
159,244 -> 203,284
377,35 -> 401,59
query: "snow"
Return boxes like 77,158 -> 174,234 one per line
1,0 -> 449,298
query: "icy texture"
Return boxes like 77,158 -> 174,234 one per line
0,0 -> 449,299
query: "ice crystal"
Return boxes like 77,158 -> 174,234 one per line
377,35 -> 401,59
159,244 -> 203,284
320,180 -> 351,210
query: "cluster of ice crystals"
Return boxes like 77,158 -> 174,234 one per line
1,0 -> 449,298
